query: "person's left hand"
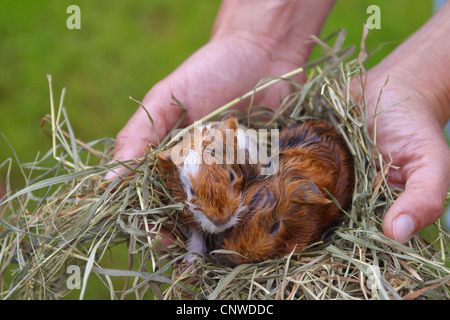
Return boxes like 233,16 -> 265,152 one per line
361,56 -> 450,243
354,2 -> 450,243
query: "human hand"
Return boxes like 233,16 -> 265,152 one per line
364,71 -> 450,243
361,3 -> 450,243
105,0 -> 335,180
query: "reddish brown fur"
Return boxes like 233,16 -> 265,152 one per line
156,117 -> 259,234
217,120 -> 355,264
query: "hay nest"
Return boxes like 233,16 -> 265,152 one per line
1,30 -> 449,300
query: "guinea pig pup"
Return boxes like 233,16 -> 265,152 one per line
156,117 -> 260,263
216,120 -> 355,265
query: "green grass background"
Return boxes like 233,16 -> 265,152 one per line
0,0 -> 445,299
0,0 -> 436,187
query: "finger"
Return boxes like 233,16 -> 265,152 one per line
105,96 -> 173,180
383,149 -> 450,243
144,224 -> 177,249
104,110 -> 152,180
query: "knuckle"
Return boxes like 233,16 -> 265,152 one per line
426,198 -> 445,220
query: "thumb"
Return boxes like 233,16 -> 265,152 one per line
104,104 -> 170,180
383,149 -> 450,243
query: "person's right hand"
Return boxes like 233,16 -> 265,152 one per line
107,37 -> 299,179
105,0 -> 335,180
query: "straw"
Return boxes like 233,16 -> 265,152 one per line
1,29 -> 448,300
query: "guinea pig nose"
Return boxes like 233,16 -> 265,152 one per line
211,216 -> 231,227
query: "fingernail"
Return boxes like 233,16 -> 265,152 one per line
104,171 -> 117,180
393,214 -> 415,243
104,166 -> 122,180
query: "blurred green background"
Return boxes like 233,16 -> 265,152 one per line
0,0 -> 437,189
0,0 -> 446,299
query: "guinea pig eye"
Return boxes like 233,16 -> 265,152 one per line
228,168 -> 237,184
269,221 -> 280,235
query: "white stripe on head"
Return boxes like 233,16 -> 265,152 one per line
179,149 -> 199,200
183,149 -> 200,176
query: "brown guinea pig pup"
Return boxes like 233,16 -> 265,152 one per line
156,117 -> 260,263
215,120 -> 355,265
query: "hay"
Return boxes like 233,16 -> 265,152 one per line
1,30 -> 449,300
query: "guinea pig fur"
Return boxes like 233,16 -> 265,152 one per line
215,120 -> 355,265
156,117 -> 261,262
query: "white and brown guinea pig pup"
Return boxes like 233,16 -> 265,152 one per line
156,117 -> 260,263
215,120 -> 355,265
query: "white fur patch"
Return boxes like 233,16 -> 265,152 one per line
178,169 -> 193,200
183,228 -> 207,264
236,128 -> 258,164
183,149 -> 200,177
186,201 -> 246,234
236,128 -> 249,150
178,149 -> 200,200
187,228 -> 207,254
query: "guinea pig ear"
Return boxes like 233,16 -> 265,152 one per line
295,180 -> 332,205
156,148 -> 175,173
220,116 -> 239,131
228,167 -> 237,184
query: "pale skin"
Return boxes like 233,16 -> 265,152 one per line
106,0 -> 450,245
